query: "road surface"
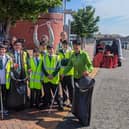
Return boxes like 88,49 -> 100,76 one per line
56,49 -> 129,129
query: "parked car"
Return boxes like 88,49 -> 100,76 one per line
93,38 -> 123,67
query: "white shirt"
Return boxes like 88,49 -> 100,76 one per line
0,55 -> 7,84
15,51 -> 21,70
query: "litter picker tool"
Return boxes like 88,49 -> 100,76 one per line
48,87 -> 58,114
39,19 -> 58,27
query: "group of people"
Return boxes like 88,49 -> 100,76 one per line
0,22 -> 93,116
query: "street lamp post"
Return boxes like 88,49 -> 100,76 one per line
63,0 -> 67,30
62,0 -> 75,42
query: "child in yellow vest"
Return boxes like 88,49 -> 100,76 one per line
0,43 -> 12,115
42,44 -> 63,111
29,48 -> 43,108
57,40 -> 73,107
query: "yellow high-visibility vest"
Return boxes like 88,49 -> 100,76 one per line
6,56 -> 13,90
29,57 -> 43,89
22,51 -> 29,76
58,49 -> 74,76
43,54 -> 60,85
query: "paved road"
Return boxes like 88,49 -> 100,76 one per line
56,50 -> 129,129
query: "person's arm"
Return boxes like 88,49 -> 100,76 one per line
56,42 -> 61,53
42,62 -> 49,76
52,61 -> 60,77
33,24 -> 40,48
46,22 -> 54,45
63,57 -> 73,75
84,52 -> 94,73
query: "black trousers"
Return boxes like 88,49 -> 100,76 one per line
30,89 -> 41,107
43,82 -> 63,107
61,75 -> 73,103
0,84 -> 8,109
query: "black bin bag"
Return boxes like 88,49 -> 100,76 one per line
72,76 -> 95,126
6,71 -> 27,110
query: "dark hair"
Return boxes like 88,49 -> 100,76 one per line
47,44 -> 53,49
14,38 -> 25,45
0,44 -> 7,49
62,40 -> 68,44
72,40 -> 81,45
33,48 -> 40,53
3,39 -> 10,45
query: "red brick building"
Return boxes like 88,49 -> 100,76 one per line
10,7 -> 63,49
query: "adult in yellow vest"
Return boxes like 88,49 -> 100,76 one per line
10,39 -> 30,78
57,40 -> 74,106
42,44 -> 63,111
29,48 -> 43,108
6,39 -> 30,109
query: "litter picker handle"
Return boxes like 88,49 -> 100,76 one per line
48,87 -> 58,114
39,19 -> 58,28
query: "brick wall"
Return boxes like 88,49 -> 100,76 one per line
10,13 -> 63,49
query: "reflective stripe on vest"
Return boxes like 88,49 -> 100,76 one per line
29,57 -> 42,89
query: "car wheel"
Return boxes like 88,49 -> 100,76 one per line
118,61 -> 122,66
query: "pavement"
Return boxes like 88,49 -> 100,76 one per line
0,44 -> 97,129
0,107 -> 71,129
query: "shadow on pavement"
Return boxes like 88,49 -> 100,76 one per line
56,115 -> 86,129
1,107 -> 70,129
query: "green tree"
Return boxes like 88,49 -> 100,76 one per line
0,0 -> 61,39
71,6 -> 99,45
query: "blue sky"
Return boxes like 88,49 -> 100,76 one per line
66,0 -> 129,36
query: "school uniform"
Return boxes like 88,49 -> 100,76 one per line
42,52 -> 63,110
29,56 -> 43,108
0,54 -> 12,114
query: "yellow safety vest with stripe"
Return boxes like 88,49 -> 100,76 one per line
58,49 -> 74,76
29,57 -> 43,90
22,51 -> 29,76
9,51 -> 29,76
5,56 -> 13,90
43,54 -> 60,85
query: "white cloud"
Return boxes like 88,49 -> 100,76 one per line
93,0 -> 129,19
91,0 -> 129,36
67,0 -> 129,36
